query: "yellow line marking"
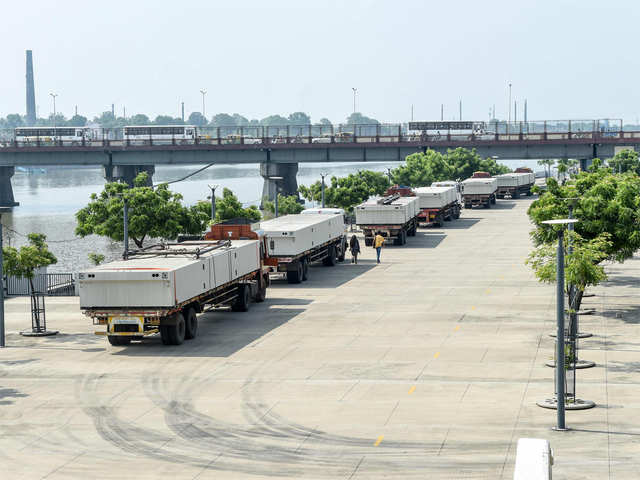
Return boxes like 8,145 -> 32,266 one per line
454,325 -> 460,331
434,352 -> 440,359
374,435 -> 384,447
408,386 -> 416,394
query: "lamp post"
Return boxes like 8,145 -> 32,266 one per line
208,185 -> 219,222
267,176 -> 284,217
0,207 -> 11,348
50,92 -> 58,138
508,82 -> 512,124
320,173 -> 327,208
200,89 -> 207,118
123,197 -> 129,260
352,87 -> 357,114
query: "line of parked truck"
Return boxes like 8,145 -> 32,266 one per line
78,168 -> 535,347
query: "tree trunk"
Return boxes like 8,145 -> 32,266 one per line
29,276 -> 41,331
132,237 -> 144,248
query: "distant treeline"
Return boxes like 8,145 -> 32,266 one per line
0,111 -> 380,129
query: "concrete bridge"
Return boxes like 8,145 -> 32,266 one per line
0,119 -> 637,207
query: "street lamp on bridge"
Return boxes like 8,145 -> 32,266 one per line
50,92 -> 58,135
352,87 -> 357,114
200,89 -> 207,119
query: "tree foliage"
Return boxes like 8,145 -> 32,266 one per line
263,195 -> 305,216
75,173 -> 209,248
88,252 -> 105,266
212,188 -> 261,224
391,148 -> 509,187
3,234 -> 57,282
299,170 -> 390,212
608,148 -> 640,174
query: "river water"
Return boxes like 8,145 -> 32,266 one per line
1,159 -> 541,272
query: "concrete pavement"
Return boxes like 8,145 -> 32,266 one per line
1,198 -> 639,479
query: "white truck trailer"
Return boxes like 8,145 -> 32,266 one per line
259,213 -> 347,284
79,240 -> 269,346
495,172 -> 534,199
431,180 -> 463,204
461,177 -> 498,208
355,195 -> 419,246
414,186 -> 461,227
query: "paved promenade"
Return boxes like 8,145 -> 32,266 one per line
1,198 -> 638,479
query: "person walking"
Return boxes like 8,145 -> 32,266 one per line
349,234 -> 360,264
373,232 -> 385,264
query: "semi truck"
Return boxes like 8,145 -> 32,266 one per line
259,213 -> 347,284
414,186 -> 461,227
355,194 -> 419,246
461,176 -> 498,208
79,238 -> 270,347
495,172 -> 534,199
431,180 -> 463,204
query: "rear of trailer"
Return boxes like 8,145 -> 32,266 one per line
414,186 -> 461,226
355,195 -> 419,246
495,173 -> 534,199
461,177 -> 498,208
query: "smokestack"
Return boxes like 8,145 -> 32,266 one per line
25,50 -> 36,125
111,104 -> 115,116
181,102 -> 185,122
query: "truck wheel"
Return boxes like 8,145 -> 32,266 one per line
497,194 -> 504,199
337,245 -> 346,262
166,313 -> 186,345
464,203 -> 471,209
491,196 -> 496,204
301,258 -> 309,281
232,284 -> 251,311
160,325 -> 172,345
526,189 -> 532,196
364,238 -> 373,247
323,246 -> 336,266
254,275 -> 267,302
401,230 -> 407,245
484,201 -> 491,209
453,207 -> 460,219
184,307 -> 198,340
435,215 -> 444,227
287,262 -> 303,284
512,191 -> 520,199
107,336 -> 131,346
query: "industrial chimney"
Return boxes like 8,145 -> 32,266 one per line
26,50 -> 36,126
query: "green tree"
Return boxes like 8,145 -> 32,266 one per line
608,148 -> 640,174
232,114 -> 249,126
527,168 -> 640,310
299,170 -> 389,212
68,115 -> 87,126
154,115 -> 177,125
288,112 -> 311,125
3,233 -> 58,331
537,159 -> 555,178
346,112 -> 379,124
188,112 -> 207,126
260,115 -> 289,126
211,113 -> 236,126
263,195 -> 305,216
88,252 -> 105,266
318,118 -> 332,125
75,173 -> 208,248
212,188 -> 261,224
5,114 -> 24,129
445,147 -> 510,179
391,150 -> 453,187
129,114 -> 150,125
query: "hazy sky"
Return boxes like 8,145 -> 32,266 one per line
2,0 -> 639,124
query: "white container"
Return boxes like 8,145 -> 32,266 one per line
78,240 -> 260,309
496,173 -> 526,187
355,196 -> 419,225
461,177 -> 498,195
259,214 -> 345,257
414,186 -> 457,209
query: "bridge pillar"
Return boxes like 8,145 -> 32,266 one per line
0,167 -> 19,207
104,165 -> 155,186
260,162 -> 299,208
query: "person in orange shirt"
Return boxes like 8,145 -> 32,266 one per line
373,232 -> 385,264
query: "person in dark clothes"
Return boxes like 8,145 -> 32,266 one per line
349,234 -> 361,264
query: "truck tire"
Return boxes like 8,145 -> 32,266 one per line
166,313 -> 186,345
484,200 -> 491,209
160,325 -> 172,345
401,230 -> 407,245
232,284 -> 250,311
491,196 -> 496,204
497,194 -> 504,199
301,258 -> 309,281
107,336 -> 131,346
453,207 -> 461,219
184,307 -> 198,340
526,189 -> 532,196
254,275 -> 267,302
287,262 -> 303,284
337,245 -> 346,262
323,246 -> 336,266
512,191 -> 520,199
464,203 -> 471,209
434,215 -> 444,228
364,237 -> 373,247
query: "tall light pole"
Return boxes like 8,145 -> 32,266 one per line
200,89 -> 207,118
208,185 -> 218,222
508,82 -> 512,124
0,207 -> 11,347
320,173 -> 327,208
352,87 -> 357,114
267,176 -> 283,217
50,92 -> 58,133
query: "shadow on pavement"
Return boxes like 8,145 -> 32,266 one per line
0,387 -> 28,405
269,261 -> 376,289
412,231 -> 446,248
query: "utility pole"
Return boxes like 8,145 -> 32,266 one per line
181,102 -> 185,123
508,82 -> 512,124
459,100 -> 462,121
123,197 -> 129,260
411,104 -> 414,122
75,105 -> 78,117
514,101 -> 518,123
352,87 -> 357,114
0,208 -> 9,347
524,99 -> 528,123
208,185 -> 218,221
386,168 -> 392,183
50,93 -> 58,135
320,173 -> 327,208
440,104 -> 444,121
123,106 -> 126,120
111,103 -> 115,116
200,89 -> 207,118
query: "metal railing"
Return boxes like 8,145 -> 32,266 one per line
0,119 -> 629,149
4,273 -> 75,296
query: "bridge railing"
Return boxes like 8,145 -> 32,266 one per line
0,119 -> 628,149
